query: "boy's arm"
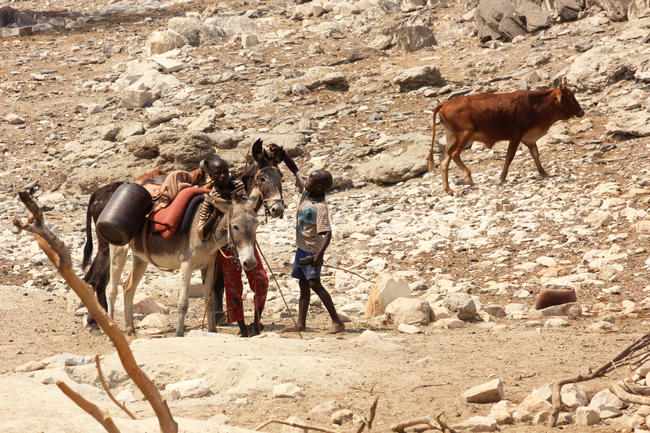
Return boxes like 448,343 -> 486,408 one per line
312,231 -> 331,267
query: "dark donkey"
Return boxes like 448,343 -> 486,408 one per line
81,139 -> 298,325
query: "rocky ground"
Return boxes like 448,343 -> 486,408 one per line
1,0 -> 650,431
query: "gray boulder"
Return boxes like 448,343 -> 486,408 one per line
475,0 -> 551,42
393,65 -> 444,91
159,132 -> 217,166
605,111 -> 650,138
124,129 -> 181,159
395,25 -> 437,52
443,292 -> 477,321
554,0 -> 585,21
385,297 -> 433,325
357,143 -> 428,184
565,45 -> 635,93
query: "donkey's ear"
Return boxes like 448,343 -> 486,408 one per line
252,139 -> 264,161
204,194 -> 231,214
199,159 -> 209,172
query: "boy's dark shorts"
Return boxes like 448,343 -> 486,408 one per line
291,248 -> 321,281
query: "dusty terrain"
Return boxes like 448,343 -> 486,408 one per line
1,0 -> 649,431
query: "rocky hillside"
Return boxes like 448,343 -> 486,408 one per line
1,0 -> 650,431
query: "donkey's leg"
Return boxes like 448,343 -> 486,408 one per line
202,263 -> 217,333
107,245 -> 127,319
176,261 -> 193,337
124,256 -> 147,336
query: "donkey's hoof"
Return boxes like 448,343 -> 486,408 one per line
174,330 -> 184,337
125,326 -> 136,336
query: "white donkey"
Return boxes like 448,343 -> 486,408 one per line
107,195 -> 259,336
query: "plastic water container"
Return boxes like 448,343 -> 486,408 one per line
96,182 -> 152,246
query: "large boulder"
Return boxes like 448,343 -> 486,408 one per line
357,142 -> 428,184
443,292 -> 477,321
564,45 -> 635,93
365,273 -> 411,318
593,0 -> 650,20
475,0 -> 551,42
554,0 -> 585,21
605,111 -> 650,138
393,65 -> 444,91
395,25 -> 437,52
385,298 -> 432,325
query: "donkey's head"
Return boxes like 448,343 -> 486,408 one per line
206,195 -> 260,271
247,138 -> 285,218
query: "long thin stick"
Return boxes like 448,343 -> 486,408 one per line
255,241 -> 302,339
95,355 -> 136,420
56,380 -> 121,433
322,264 -> 373,282
14,188 -> 178,433
255,418 -> 339,433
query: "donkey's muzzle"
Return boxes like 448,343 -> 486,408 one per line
269,202 -> 284,218
242,257 -> 258,271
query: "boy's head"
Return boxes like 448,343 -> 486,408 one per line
201,157 -> 230,188
305,170 -> 333,195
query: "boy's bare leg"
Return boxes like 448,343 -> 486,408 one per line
309,278 -> 344,334
280,278 -> 309,332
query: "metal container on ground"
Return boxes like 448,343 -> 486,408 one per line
97,182 -> 153,246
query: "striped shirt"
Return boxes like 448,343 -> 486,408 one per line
296,194 -> 331,254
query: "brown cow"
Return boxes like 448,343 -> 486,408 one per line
428,83 -> 584,194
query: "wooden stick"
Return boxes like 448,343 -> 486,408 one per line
610,382 -> 650,405
355,395 -> 380,433
548,333 -> 650,427
390,417 -> 435,433
95,355 -> 136,420
55,380 -> 121,433
255,418 -> 339,433
14,188 -> 178,433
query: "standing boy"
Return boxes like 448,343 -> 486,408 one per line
281,169 -> 344,334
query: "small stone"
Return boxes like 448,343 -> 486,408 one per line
575,406 -> 600,425
165,378 -> 210,398
483,304 -> 506,318
5,113 -> 25,124
453,416 -> 497,432
272,383 -> 303,398
545,318 -> 569,327
139,313 -> 170,329
397,323 -> 422,334
488,400 -> 516,425
462,379 -> 504,403
330,409 -> 354,425
561,383 -> 588,408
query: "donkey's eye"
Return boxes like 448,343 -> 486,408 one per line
232,225 -> 240,232
259,176 -> 267,182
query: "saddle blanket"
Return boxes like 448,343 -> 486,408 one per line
151,187 -> 210,239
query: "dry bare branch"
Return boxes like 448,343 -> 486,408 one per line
255,419 -> 339,433
548,333 -> 650,427
55,380 -> 121,433
14,188 -> 178,433
355,395 -> 380,433
610,382 -> 650,405
389,414 -> 456,433
95,355 -> 136,420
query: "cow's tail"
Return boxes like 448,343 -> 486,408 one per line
81,193 -> 95,270
428,103 -> 444,171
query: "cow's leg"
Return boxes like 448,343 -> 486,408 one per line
123,256 -> 147,336
201,263 -> 217,333
107,245 -> 127,319
524,141 -> 548,178
443,131 -> 473,194
500,139 -> 521,184
176,261 -> 193,337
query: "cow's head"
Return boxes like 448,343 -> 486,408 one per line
557,82 -> 584,119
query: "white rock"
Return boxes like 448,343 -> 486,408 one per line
385,297 -> 432,325
5,113 -> 25,124
462,379 -> 504,403
545,318 -> 569,327
431,318 -> 466,329
504,303 -> 528,318
150,54 -> 185,73
443,292 -> 476,321
514,393 -> 553,423
139,313 -> 170,329
272,383 -> 303,398
397,323 -> 421,334
488,400 -> 516,425
133,294 -> 161,315
365,273 -> 410,318
353,330 -> 400,350
575,406 -> 600,425
116,389 -> 135,404
589,389 -> 625,418
536,256 -> 557,267
165,378 -> 210,398
242,34 -> 259,48
453,416 -> 497,432
121,85 -> 153,109
586,210 -> 613,228
15,360 -> 45,373
431,306 -> 452,321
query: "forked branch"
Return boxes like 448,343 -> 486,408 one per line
56,380 -> 121,433
14,187 -> 178,433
